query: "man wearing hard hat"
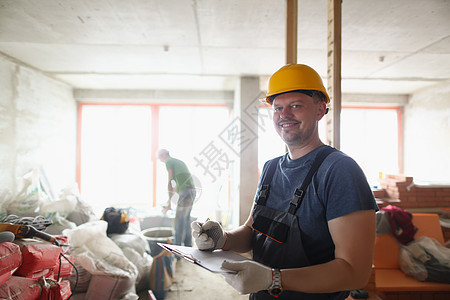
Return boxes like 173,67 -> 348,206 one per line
192,64 -> 378,299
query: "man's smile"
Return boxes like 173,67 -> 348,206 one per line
278,120 -> 300,129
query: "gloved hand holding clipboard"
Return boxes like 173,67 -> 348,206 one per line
157,243 -> 248,274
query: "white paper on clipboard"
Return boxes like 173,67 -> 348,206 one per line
157,243 -> 248,274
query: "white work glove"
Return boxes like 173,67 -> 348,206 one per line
222,260 -> 273,295
191,220 -> 227,251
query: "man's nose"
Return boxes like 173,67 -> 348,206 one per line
280,107 -> 293,119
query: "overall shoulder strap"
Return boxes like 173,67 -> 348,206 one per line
288,147 -> 336,214
256,156 -> 282,206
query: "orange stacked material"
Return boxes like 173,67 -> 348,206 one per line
0,276 -> 41,299
0,242 -> 21,285
0,236 -> 73,300
14,239 -> 62,279
377,174 -> 450,209
372,188 -> 387,199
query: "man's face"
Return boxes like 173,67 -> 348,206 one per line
272,92 -> 325,147
157,151 -> 168,162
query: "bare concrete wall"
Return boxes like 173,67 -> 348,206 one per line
404,80 -> 450,183
0,55 -> 76,196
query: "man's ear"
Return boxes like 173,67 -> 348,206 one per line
317,101 -> 327,120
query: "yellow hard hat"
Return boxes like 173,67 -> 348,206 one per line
261,64 -> 330,104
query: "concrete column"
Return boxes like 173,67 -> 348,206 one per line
232,76 -> 260,226
327,0 -> 342,149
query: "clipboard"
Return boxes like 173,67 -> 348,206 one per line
157,243 -> 248,274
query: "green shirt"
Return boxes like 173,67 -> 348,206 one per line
165,157 -> 194,193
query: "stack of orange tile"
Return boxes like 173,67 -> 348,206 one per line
377,174 -> 450,209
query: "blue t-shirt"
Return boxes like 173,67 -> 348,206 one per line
254,145 -> 378,265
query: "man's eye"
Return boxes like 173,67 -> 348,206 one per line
291,104 -> 301,109
273,107 -> 282,112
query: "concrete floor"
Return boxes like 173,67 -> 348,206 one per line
138,258 -> 381,300
164,259 -> 248,300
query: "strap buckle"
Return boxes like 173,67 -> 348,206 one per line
290,188 -> 304,207
259,185 -> 270,198
289,188 -> 305,214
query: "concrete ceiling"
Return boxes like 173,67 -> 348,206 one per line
1,0 -> 449,96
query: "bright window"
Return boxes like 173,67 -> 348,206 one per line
341,107 -> 400,187
79,104 -> 231,219
80,105 -> 153,216
157,106 -> 232,221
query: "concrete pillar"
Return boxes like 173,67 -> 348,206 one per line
232,76 -> 260,225
327,0 -> 342,149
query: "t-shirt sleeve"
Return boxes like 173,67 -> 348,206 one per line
320,155 -> 379,221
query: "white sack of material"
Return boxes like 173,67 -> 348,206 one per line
7,168 -> 47,217
63,220 -> 138,280
109,233 -> 153,292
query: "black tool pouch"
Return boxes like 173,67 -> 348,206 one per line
252,214 -> 290,243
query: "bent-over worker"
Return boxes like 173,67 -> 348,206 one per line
158,149 -> 196,247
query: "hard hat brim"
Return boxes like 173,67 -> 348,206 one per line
259,89 -> 330,105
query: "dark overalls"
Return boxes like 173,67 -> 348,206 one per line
250,147 -> 346,300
